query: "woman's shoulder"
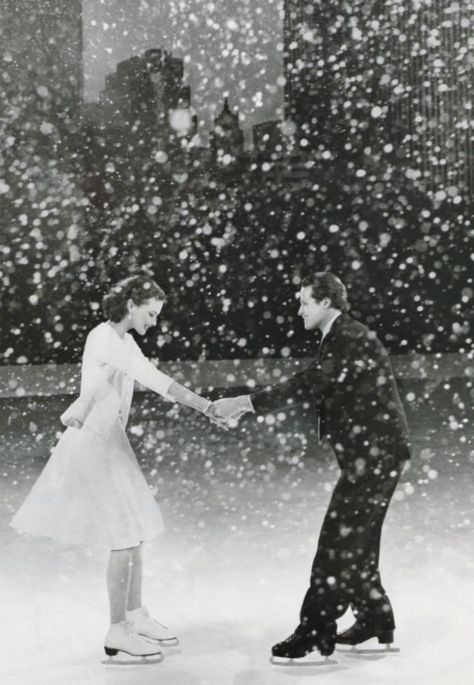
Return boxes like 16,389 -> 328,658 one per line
124,332 -> 145,356
86,321 -> 111,342
83,322 -> 121,354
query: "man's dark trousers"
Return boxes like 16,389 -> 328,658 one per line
299,442 -> 405,639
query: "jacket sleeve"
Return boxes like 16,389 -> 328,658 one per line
93,328 -> 175,397
250,357 -> 338,414
60,326 -> 175,430
125,334 -> 175,400
250,327 -> 372,414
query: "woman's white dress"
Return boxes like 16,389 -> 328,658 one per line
10,322 -> 175,550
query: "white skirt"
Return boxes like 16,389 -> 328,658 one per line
10,423 -> 164,550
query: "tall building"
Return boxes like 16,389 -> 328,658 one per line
253,120 -> 284,158
0,0 -> 83,124
283,0 -> 474,197
382,1 -> 474,197
0,0 -> 86,364
210,98 -> 244,169
99,49 -> 192,140
282,0 -> 348,146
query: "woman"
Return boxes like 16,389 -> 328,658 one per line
11,274 -> 222,659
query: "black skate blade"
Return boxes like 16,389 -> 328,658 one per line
270,654 -> 337,667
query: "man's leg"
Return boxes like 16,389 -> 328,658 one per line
299,456 -> 403,634
298,472 -> 355,639
345,458 -> 404,631
270,472 -> 350,658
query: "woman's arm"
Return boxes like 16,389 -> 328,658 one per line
166,381 -> 210,414
100,328 -> 217,417
87,326 -> 175,397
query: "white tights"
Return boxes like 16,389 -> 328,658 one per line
107,544 -> 143,624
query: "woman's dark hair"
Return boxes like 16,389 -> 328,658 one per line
301,272 -> 350,312
102,275 -> 167,322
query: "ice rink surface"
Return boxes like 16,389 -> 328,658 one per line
1,377 -> 473,685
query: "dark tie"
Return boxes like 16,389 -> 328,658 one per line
317,334 -> 326,440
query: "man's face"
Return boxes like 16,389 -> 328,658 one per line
298,286 -> 330,331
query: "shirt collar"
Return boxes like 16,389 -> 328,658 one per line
321,311 -> 342,341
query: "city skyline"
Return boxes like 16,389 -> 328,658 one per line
83,0 -> 284,137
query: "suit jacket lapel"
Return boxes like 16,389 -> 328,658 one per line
318,312 -> 344,358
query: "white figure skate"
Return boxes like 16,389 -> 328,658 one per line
127,606 -> 179,645
104,620 -> 164,662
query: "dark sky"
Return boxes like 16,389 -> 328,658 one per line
83,0 -> 284,137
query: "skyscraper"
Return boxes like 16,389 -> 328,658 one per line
283,0 -> 474,197
383,0 -> 474,197
0,0 -> 83,125
210,98 -> 244,168
282,0 -> 349,148
99,49 -> 191,140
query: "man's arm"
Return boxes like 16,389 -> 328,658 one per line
250,357 -> 339,414
210,354 -> 343,422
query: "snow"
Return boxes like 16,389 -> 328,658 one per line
1,387 -> 473,685
1,0 -> 473,680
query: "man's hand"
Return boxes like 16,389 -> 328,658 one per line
211,396 -> 253,426
203,403 -> 230,430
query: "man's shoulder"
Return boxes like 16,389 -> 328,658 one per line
333,314 -> 368,337
332,315 -> 383,348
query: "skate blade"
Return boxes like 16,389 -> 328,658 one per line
338,644 -> 400,656
270,655 -> 337,667
140,635 -> 180,647
157,636 -> 180,647
101,652 -> 164,666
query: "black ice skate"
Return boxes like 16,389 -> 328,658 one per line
336,622 -> 399,655
270,625 -> 337,665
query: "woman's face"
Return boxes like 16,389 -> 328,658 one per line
128,297 -> 164,335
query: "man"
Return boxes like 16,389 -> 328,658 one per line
212,272 -> 410,659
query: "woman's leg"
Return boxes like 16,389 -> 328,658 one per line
127,544 -> 143,612
104,545 -> 163,656
107,546 -> 136,624
124,544 -> 179,643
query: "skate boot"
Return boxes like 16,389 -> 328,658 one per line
336,621 -> 399,655
336,622 -> 394,646
104,620 -> 163,657
127,606 -> 179,645
271,624 -> 335,660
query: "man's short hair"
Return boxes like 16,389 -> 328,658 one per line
301,272 -> 350,312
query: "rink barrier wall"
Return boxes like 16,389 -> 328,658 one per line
0,353 -> 472,399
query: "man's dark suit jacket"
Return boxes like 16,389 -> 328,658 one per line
251,314 -> 410,464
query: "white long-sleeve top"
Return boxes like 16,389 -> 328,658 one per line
60,322 -> 174,439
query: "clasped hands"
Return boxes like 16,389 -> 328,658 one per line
204,395 -> 252,430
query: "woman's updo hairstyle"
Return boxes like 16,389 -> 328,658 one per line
102,275 -> 167,322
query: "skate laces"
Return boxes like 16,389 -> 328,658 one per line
122,619 -> 157,644
138,607 -> 168,630
150,616 -> 168,629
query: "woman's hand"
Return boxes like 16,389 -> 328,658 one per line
205,396 -> 253,429
204,403 -> 230,430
